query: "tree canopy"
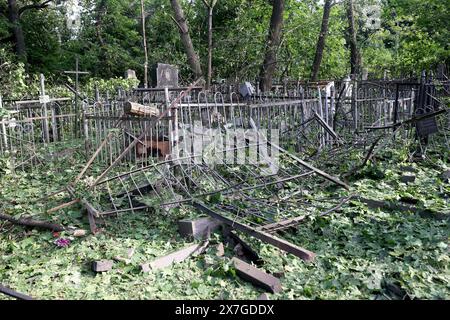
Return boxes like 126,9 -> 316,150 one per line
0,0 -> 448,87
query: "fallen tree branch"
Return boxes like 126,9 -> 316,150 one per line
0,212 -> 66,232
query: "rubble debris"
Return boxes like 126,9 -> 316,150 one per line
231,257 -> 282,294
141,240 -> 209,272
215,242 -> 225,257
72,229 -> 87,237
178,217 -> 222,239
257,293 -> 270,300
92,260 -> 114,272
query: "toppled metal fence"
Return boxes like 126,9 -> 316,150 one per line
1,72 -> 448,261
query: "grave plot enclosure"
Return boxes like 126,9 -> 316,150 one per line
3,72 -> 448,261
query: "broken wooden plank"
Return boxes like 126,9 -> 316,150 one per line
141,240 -> 209,272
0,284 -> 33,300
47,199 -> 80,213
124,101 -> 160,117
194,202 -> 315,262
178,216 -> 222,239
231,257 -> 282,294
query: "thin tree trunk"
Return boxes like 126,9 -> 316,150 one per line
346,0 -> 360,76
7,0 -> 26,61
170,0 -> 203,79
259,0 -> 285,92
140,0 -> 148,88
311,0 -> 332,82
206,4 -> 213,89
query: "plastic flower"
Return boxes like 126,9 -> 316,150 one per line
54,238 -> 71,248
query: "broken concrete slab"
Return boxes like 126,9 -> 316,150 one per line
141,241 -> 209,272
216,242 -> 225,257
178,217 -> 222,239
257,293 -> 270,300
92,260 -> 114,272
231,257 -> 282,294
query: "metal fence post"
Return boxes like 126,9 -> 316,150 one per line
0,95 -> 8,150
39,74 -> 50,143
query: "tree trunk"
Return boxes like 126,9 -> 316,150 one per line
7,0 -> 26,61
259,0 -> 285,92
170,0 -> 203,79
206,4 -> 213,89
346,0 -> 360,76
140,0 -> 149,88
311,0 -> 332,82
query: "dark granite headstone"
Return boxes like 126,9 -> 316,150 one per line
415,106 -> 439,137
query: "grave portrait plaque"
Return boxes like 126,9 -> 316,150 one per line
151,63 -> 179,88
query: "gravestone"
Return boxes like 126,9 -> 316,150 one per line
239,82 -> 255,98
415,106 -> 439,137
151,63 -> 179,88
124,69 -> 137,79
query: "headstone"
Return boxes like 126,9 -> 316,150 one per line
362,68 -> 369,80
239,82 -> 255,98
151,63 -> 179,88
416,106 -> 439,137
178,217 -> 222,239
125,69 -> 137,79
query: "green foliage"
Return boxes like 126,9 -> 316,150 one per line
0,140 -> 448,299
82,77 -> 140,97
1,0 -> 448,84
